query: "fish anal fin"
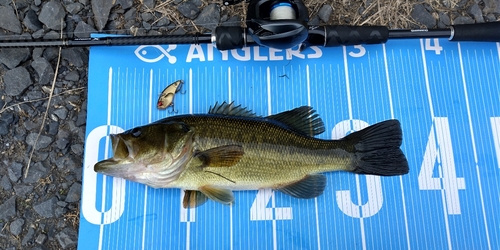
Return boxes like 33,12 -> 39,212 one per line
267,106 -> 325,136
208,101 -> 257,117
182,190 -> 208,208
278,174 -> 327,199
195,145 -> 244,167
199,186 -> 234,205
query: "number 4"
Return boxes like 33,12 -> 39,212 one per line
425,38 -> 443,55
418,117 -> 465,215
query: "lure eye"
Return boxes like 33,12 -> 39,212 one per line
131,128 -> 142,137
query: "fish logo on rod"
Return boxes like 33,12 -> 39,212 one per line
134,45 -> 177,63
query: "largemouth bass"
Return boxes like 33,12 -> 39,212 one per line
95,102 -> 409,208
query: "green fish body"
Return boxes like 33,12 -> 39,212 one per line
95,102 -> 409,207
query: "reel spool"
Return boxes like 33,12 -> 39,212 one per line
246,0 -> 308,49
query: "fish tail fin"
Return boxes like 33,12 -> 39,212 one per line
344,120 -> 409,176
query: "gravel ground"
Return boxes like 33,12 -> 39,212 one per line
0,0 -> 498,249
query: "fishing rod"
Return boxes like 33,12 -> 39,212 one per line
1,0 -> 499,50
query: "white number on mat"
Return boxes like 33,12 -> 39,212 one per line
348,45 -> 366,58
425,38 -> 443,55
82,125 -> 126,225
332,120 -> 384,218
250,189 -> 292,221
418,117 -> 465,215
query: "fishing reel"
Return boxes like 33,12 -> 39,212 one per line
215,0 -> 309,49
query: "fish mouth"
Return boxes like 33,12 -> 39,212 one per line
94,134 -> 132,174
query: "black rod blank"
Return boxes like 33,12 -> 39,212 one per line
0,22 -> 499,49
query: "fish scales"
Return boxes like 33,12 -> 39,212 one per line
166,114 -> 354,190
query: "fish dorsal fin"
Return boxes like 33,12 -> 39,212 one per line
278,174 -> 327,199
208,101 -> 257,117
267,106 -> 325,136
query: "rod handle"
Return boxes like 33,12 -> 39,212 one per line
308,25 -> 389,47
451,22 -> 500,42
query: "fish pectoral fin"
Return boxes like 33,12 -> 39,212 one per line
195,145 -> 244,167
278,174 -> 327,199
267,106 -> 325,136
182,190 -> 208,208
199,186 -> 234,205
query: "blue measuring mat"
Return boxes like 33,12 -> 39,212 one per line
79,39 -> 500,250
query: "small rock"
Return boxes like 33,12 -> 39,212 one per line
65,3 -> 83,14
9,218 -> 25,236
438,12 -> 450,28
177,2 -> 200,19
318,4 -> 333,23
54,107 -> 68,120
43,31 -> 61,40
75,110 -> 87,127
141,12 -> 153,22
43,47 -> 60,62
22,227 -> 35,246
31,57 -> 55,85
65,183 -> 81,203
57,201 -> 68,207
0,6 -> 22,33
56,227 -> 78,249
55,207 -> 66,217
118,0 -> 134,10
35,234 -> 47,245
32,29 -> 46,39
26,133 -> 54,150
56,137 -> 70,150
70,144 -> 84,156
23,162 -> 48,184
124,7 -> 136,21
8,162 -> 23,182
411,4 -> 436,28
142,0 -> 155,9
0,196 -> 16,220
194,4 -> 220,31
61,48 -> 87,67
453,16 -> 474,25
47,121 -> 59,135
74,21 -> 97,38
0,175 -> 12,191
3,67 -> 33,96
92,0 -> 115,31
23,9 -> 43,31
33,197 -> 58,218
0,112 -> 15,136
483,0 -> 500,15
65,70 -> 80,81
0,48 -> 31,69
14,185 -> 34,197
468,3 -> 484,23
39,0 -> 67,30
485,14 -> 496,22
0,120 -> 9,135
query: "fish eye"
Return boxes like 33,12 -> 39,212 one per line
131,128 -> 142,137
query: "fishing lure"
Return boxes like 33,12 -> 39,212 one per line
157,80 -> 184,110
